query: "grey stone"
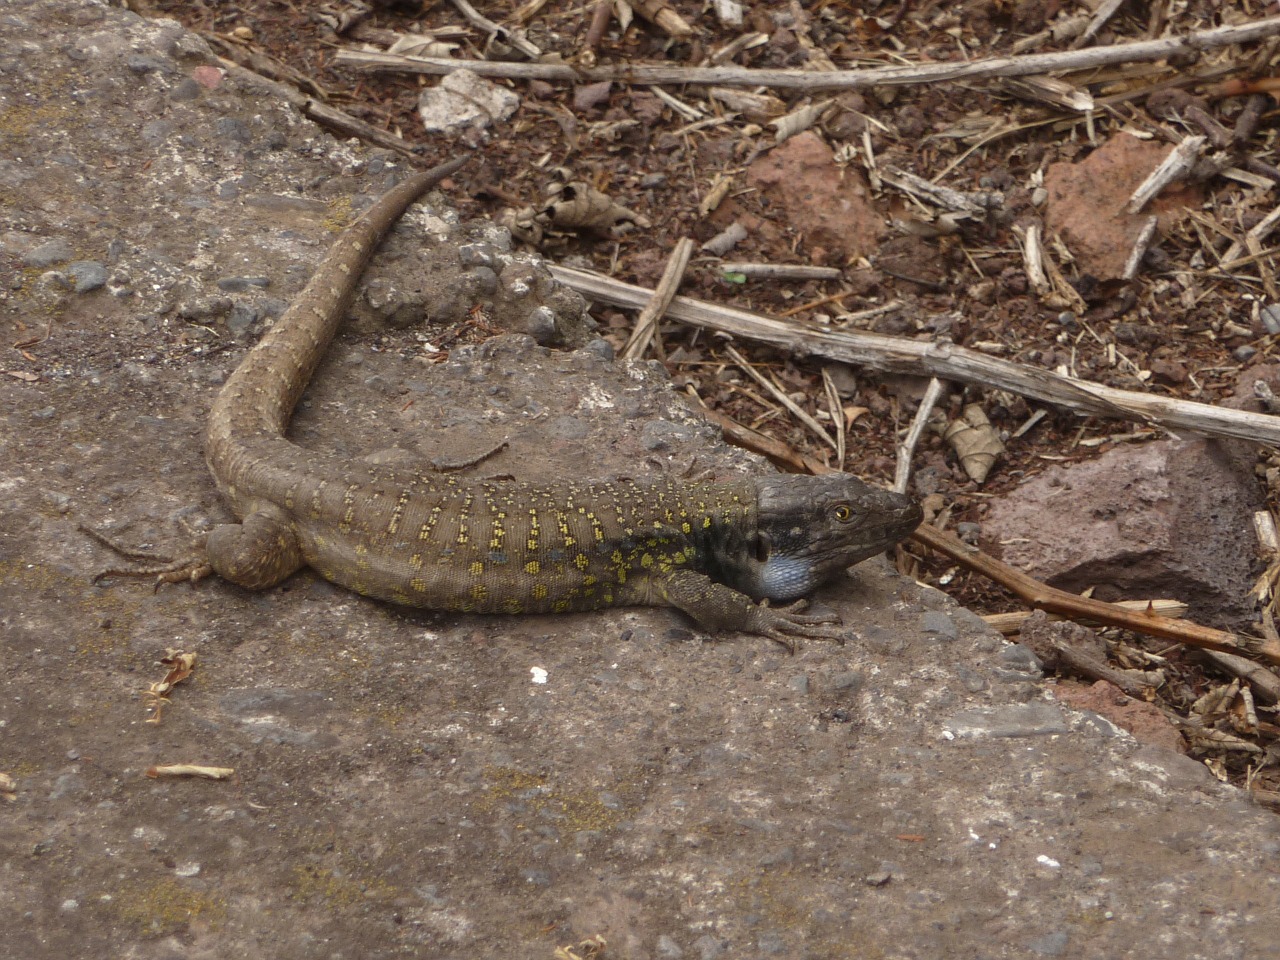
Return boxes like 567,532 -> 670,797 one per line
216,276 -> 270,292
945,702 -> 1070,738
921,610 -> 959,640
23,238 -> 72,267
66,259 -> 106,293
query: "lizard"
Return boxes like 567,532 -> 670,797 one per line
99,154 -> 922,651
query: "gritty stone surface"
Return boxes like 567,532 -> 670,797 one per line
981,438 -> 1264,626
1044,132 -> 1204,280
2,3 -> 1279,959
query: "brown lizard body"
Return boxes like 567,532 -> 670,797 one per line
128,156 -> 922,649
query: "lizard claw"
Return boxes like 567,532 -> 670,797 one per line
753,600 -> 849,654
79,522 -> 212,589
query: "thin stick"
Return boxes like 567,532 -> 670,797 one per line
337,16 -> 1280,90
621,237 -> 693,360
550,264 -> 1280,447
582,0 -> 613,53
821,367 -> 846,468
895,377 -> 945,495
1126,135 -> 1205,212
449,0 -> 542,58
1121,215 -> 1159,280
723,344 -> 837,454
698,402 -> 831,474
911,523 -> 1280,666
983,598 -> 1189,634
719,263 -> 843,281
1075,0 -> 1128,48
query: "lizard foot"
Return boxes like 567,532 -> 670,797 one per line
752,599 -> 848,655
79,522 -> 212,589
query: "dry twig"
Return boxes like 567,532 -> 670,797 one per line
621,237 -> 693,360
912,523 -> 1280,666
552,265 -> 1280,446
723,344 -> 837,455
894,377 -> 944,496
719,263 -> 842,281
145,764 -> 235,780
337,17 -> 1280,90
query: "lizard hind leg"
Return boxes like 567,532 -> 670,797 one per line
205,508 -> 304,591
80,518 -> 213,587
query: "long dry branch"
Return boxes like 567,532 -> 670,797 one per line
337,15 -> 1280,91
551,264 -> 1280,447
912,523 -> 1280,666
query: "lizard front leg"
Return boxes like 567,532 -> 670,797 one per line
654,569 -> 849,654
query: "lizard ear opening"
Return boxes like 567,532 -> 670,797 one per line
754,532 -> 772,564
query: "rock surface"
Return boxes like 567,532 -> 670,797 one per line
2,3 -> 1279,959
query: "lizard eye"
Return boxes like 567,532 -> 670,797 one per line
832,503 -> 854,523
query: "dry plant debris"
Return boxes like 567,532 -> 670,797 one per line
134,0 -> 1280,797
553,934 -> 609,960
142,649 -> 198,724
144,764 -> 236,781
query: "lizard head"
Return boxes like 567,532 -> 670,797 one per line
726,474 -> 922,602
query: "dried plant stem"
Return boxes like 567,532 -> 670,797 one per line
912,524 -> 1280,666
551,265 -> 1280,447
621,237 -> 693,360
337,16 -> 1280,91
895,377 -> 945,495
723,344 -> 837,454
983,598 -> 1189,634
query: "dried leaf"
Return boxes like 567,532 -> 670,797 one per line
943,404 -> 1004,483
1191,679 -> 1239,719
544,182 -> 650,233
143,649 -> 197,724
843,405 -> 870,429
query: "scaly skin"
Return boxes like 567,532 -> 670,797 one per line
152,156 -> 923,650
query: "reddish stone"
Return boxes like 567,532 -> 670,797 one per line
1054,680 -> 1185,753
1044,133 -> 1203,280
744,131 -> 884,265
